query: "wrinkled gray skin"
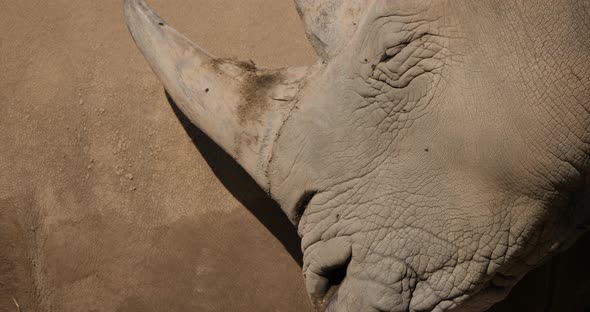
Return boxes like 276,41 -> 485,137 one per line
125,0 -> 590,311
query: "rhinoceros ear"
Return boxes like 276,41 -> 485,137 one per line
124,0 -> 313,190
294,0 -> 371,61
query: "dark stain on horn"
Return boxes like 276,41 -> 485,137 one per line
206,56 -> 286,125
238,69 -> 284,125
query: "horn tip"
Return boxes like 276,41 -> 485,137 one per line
123,0 -> 151,19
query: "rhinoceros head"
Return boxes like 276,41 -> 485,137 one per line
125,0 -> 590,311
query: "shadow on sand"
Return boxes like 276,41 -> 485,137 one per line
166,92 -> 303,267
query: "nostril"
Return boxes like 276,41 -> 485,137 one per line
293,190 -> 318,225
304,238 -> 352,310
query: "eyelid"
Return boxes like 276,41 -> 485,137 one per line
379,43 -> 408,63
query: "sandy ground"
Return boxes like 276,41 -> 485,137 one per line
1,0 -> 589,311
0,0 -> 315,311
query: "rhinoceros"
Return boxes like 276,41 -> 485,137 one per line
124,0 -> 590,311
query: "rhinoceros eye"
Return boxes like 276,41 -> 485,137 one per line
371,32 -> 444,89
379,43 -> 408,64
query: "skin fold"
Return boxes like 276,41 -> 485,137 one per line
125,0 -> 590,311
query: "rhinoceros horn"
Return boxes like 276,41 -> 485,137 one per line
124,0 -> 314,191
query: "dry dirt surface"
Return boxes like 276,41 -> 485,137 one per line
1,1 -> 590,312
